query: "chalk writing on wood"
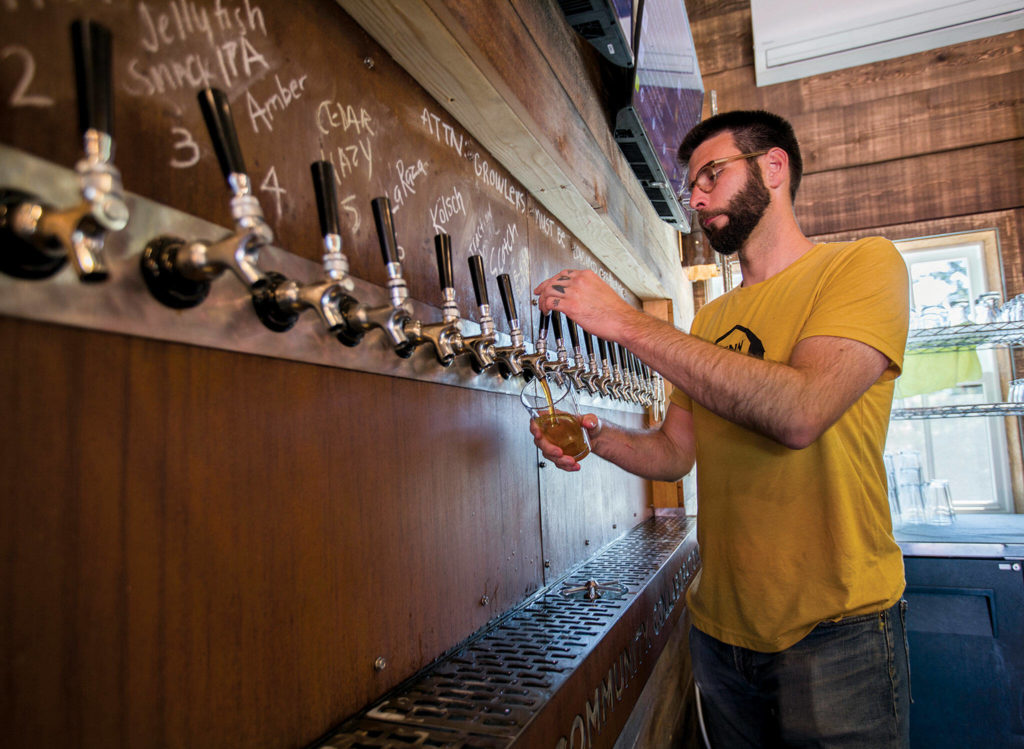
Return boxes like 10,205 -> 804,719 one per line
1,45 -> 53,108
246,73 -> 307,133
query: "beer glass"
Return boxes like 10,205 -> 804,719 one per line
521,378 -> 591,461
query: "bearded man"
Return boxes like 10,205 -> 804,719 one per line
532,110 -> 911,748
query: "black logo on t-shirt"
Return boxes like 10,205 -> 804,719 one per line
715,325 -> 766,359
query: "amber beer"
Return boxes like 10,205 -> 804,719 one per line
528,378 -> 591,461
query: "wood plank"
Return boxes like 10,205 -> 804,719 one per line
688,5 -> 754,78
338,0 -> 688,315
700,29 -> 1024,118
792,71 -> 1024,173
796,140 -> 1024,237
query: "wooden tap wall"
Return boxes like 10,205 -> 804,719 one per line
0,2 -> 660,747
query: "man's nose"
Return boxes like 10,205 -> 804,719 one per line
689,190 -> 707,211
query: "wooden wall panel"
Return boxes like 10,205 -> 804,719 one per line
0,2 -> 665,746
797,141 -> 1024,236
683,0 -> 1024,240
0,318 -> 555,747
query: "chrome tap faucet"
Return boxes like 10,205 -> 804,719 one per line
596,338 -> 616,398
634,355 -> 654,407
615,344 -> 636,403
459,254 -> 497,373
492,273 -> 526,379
614,343 -> 636,403
250,161 -> 360,337
1,20 -> 127,282
520,310 -> 554,383
339,196 -> 415,357
550,311 -> 572,383
562,318 -> 587,392
140,87 -> 271,309
400,233 -> 464,365
579,330 -> 602,396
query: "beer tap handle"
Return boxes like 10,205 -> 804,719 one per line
538,310 -> 550,347
468,254 -> 489,310
435,233 -> 454,291
566,318 -> 580,351
598,336 -> 608,364
198,88 -> 247,183
309,160 -> 362,345
312,160 -> 340,237
368,196 -> 413,357
550,310 -> 563,345
372,196 -> 400,268
584,330 -> 596,360
71,19 -> 112,139
617,344 -> 631,389
497,273 -> 519,330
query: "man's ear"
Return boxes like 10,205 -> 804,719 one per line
763,147 -> 789,191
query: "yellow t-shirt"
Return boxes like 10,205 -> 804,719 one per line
672,237 -> 910,652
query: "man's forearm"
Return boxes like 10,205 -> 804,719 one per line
617,310 -> 874,449
589,420 -> 693,482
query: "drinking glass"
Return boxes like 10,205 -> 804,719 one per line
883,452 -> 902,529
521,378 -> 591,461
972,292 -> 1002,324
895,450 -> 926,524
924,479 -> 956,525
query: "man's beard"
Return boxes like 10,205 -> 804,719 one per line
700,167 -> 771,255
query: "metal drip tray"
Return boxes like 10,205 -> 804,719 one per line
317,515 -> 698,748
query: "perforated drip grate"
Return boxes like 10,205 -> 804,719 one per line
316,516 -> 695,748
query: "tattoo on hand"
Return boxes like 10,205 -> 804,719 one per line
552,299 -> 560,307
552,284 -> 566,294
557,275 -> 571,281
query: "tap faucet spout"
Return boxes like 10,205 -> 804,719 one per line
460,254 -> 497,373
492,273 -> 525,379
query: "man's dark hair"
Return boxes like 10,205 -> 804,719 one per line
677,110 -> 803,201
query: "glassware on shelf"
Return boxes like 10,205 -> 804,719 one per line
924,479 -> 956,525
971,292 -> 1002,324
947,300 -> 970,325
1000,294 -> 1024,322
894,450 -> 927,524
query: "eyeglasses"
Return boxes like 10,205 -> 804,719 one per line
687,150 -> 769,195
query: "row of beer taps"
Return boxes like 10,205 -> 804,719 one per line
0,18 -> 665,411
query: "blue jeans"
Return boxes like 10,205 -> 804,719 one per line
689,600 -> 910,748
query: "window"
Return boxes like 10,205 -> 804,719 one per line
888,230 -> 1015,514
700,230 -> 1017,513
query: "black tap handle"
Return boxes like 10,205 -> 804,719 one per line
434,234 -> 453,290
71,19 -> 113,137
626,351 -> 638,376
497,273 -> 517,325
550,310 -> 563,342
311,161 -> 339,237
468,255 -> 489,306
607,340 -> 618,369
371,197 -> 400,266
598,337 -> 608,362
538,310 -> 550,341
617,344 -> 629,372
584,330 -> 595,358
567,319 -> 580,349
198,88 -> 246,179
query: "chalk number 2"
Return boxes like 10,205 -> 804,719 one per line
2,45 -> 54,108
